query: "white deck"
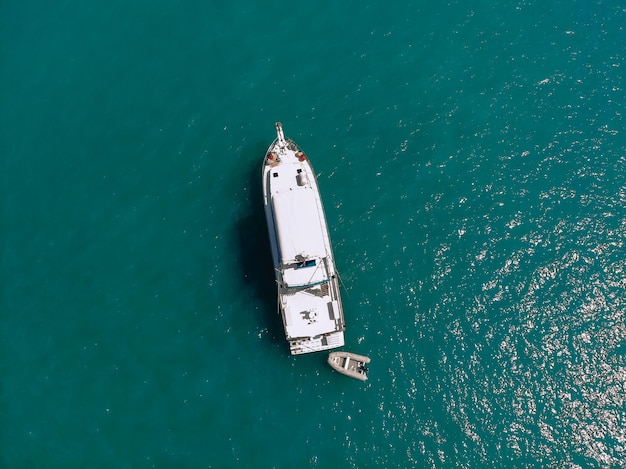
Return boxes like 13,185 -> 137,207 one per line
283,288 -> 338,338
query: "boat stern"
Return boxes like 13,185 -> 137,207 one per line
288,331 -> 345,355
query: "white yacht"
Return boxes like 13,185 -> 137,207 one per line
262,122 -> 345,355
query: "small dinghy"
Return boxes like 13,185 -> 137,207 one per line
328,351 -> 371,381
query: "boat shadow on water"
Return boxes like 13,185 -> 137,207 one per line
236,142 -> 285,349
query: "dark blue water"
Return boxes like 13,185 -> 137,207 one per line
2,1 -> 625,467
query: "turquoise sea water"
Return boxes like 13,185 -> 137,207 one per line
2,1 -> 625,467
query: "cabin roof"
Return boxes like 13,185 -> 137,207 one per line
272,189 -> 326,265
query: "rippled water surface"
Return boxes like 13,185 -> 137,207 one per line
2,0 -> 625,467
